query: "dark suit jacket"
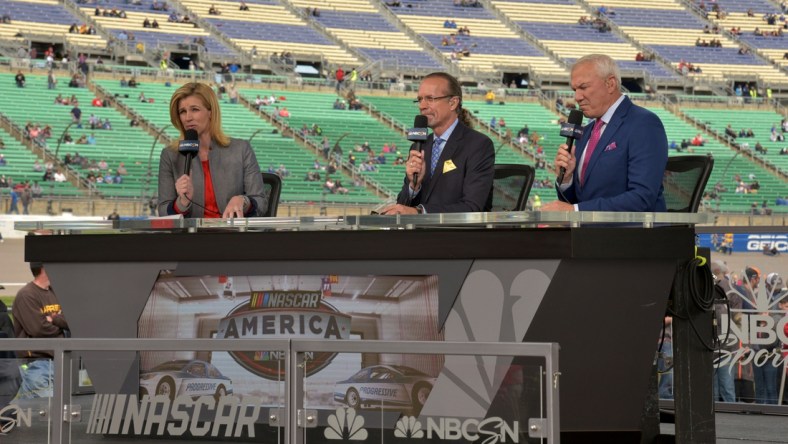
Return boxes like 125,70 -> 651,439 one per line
558,96 -> 667,212
158,138 -> 267,217
397,120 -> 495,213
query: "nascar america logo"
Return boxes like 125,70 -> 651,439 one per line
218,291 -> 351,380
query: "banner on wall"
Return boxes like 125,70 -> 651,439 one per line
697,233 -> 788,254
137,274 -> 445,412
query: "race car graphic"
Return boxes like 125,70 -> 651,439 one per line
140,360 -> 232,401
334,365 -> 434,410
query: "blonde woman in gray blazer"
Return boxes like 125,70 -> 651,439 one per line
158,82 -> 267,218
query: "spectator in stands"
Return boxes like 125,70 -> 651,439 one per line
143,17 -> 151,28
2,14 -> 11,24
15,70 -> 25,88
335,67 -> 345,93
152,19 -> 159,28
128,77 -> 138,87
381,72 -> 494,215
70,105 -> 82,128
323,177 -> 336,193
485,90 -> 495,104
724,124 -> 737,139
53,170 -> 66,182
688,133 -> 704,147
103,118 -> 112,130
44,70 -> 57,90
228,84 -> 239,104
117,163 -> 127,176
130,116 -> 140,127
240,1 -> 250,11
30,181 -> 41,198
545,54 -> 667,212
278,107 -> 290,118
348,98 -> 362,110
208,4 -> 221,15
158,82 -> 266,218
75,135 -> 88,145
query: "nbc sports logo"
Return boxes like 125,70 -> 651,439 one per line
394,416 -> 425,438
324,408 -> 368,440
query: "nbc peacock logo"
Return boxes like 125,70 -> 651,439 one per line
394,416 -> 425,438
323,408 -> 368,440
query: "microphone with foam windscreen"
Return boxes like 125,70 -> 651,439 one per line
179,129 -> 199,175
557,109 -> 585,184
407,115 -> 429,187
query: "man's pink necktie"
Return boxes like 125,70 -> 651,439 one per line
580,118 -> 605,185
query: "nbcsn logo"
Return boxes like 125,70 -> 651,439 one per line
325,410 -> 520,444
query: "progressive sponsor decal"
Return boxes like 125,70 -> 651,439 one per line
217,291 -> 351,380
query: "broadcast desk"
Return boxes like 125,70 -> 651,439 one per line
16,211 -> 711,444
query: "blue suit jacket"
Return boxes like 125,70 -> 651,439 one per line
396,120 -> 495,213
558,96 -> 667,212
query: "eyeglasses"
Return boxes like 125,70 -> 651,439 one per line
413,95 -> 454,104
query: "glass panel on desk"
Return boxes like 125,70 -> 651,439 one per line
69,352 -> 287,444
0,357 -> 51,442
301,352 -> 550,444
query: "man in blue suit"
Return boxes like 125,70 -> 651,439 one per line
543,54 -> 667,212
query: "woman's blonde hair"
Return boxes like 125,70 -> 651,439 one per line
168,82 -> 230,148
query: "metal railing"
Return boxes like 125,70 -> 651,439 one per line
0,338 -> 560,444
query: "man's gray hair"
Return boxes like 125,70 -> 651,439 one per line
573,54 -> 621,88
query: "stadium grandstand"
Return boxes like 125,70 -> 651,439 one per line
0,0 -> 785,218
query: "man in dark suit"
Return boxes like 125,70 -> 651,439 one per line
381,72 -> 495,214
543,54 -> 667,212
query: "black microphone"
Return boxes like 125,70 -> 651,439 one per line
407,115 -> 429,187
557,109 -> 585,184
179,129 -> 199,175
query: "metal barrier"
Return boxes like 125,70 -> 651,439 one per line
0,338 -> 559,444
